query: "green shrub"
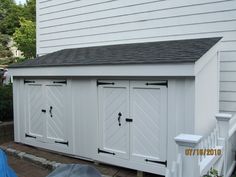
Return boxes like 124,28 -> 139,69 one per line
203,168 -> 223,177
0,84 -> 13,121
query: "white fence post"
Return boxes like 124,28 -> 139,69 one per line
215,113 -> 232,177
175,134 -> 202,177
215,113 -> 232,144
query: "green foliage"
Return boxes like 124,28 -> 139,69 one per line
0,33 -> 12,58
13,17 -> 36,58
0,0 -> 36,63
23,0 -> 36,22
0,57 -> 25,65
203,168 -> 223,177
0,84 -> 13,121
0,33 -> 10,46
0,0 -> 14,21
0,0 -> 36,35
0,0 -> 23,35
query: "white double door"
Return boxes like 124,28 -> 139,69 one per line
98,80 -> 167,165
25,79 -> 69,146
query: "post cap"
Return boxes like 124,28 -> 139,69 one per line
175,134 -> 202,147
215,113 -> 232,121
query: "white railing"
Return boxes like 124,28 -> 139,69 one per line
199,126 -> 223,176
166,113 -> 236,177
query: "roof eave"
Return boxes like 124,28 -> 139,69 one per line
9,63 -> 195,77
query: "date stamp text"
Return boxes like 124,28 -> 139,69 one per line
185,148 -> 222,156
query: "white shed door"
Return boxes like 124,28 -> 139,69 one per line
98,80 -> 129,159
25,79 -> 69,146
25,80 -> 45,141
130,81 -> 167,165
45,81 -> 68,145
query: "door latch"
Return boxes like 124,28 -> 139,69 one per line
41,109 -> 46,113
126,118 -> 133,122
118,112 -> 122,126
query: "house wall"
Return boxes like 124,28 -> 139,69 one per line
36,0 -> 236,113
13,76 -> 195,174
220,51 -> 236,114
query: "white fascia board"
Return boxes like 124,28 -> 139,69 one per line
9,63 -> 195,77
194,40 -> 221,75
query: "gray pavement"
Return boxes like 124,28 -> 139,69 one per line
8,155 -> 52,177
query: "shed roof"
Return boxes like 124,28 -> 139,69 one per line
9,37 -> 221,68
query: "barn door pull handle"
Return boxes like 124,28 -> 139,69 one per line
41,109 -> 46,113
49,106 -> 53,117
118,112 -> 122,126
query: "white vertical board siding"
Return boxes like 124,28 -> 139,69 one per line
37,0 -> 236,112
194,52 -> 219,135
13,78 -> 23,143
71,79 -> 98,159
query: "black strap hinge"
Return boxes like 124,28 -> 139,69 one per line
53,80 -> 67,84
55,140 -> 69,146
24,80 -> 35,84
97,81 -> 115,86
25,133 -> 36,139
145,159 -> 167,167
98,148 -> 115,155
146,81 -> 168,87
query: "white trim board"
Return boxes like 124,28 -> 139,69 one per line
9,63 -> 194,77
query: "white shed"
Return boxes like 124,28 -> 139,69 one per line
9,37 -> 221,175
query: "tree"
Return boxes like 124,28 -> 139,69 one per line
0,0 -> 14,20
13,17 -> 36,58
0,0 -> 23,35
0,0 -> 36,61
0,0 -> 36,35
23,0 -> 36,22
0,33 -> 12,58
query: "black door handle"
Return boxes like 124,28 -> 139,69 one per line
118,112 -> 122,126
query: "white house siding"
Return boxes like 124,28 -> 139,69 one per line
37,0 -> 236,113
220,51 -> 236,114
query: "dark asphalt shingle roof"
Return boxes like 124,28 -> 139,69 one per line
9,37 -> 221,68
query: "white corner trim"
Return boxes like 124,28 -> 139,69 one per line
194,40 -> 221,75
